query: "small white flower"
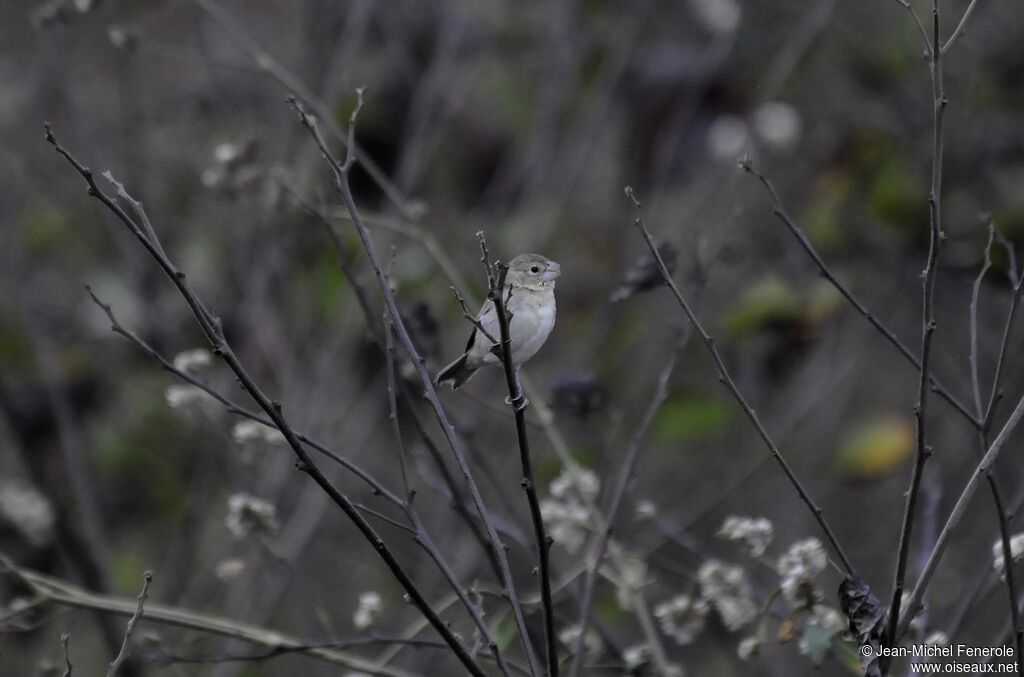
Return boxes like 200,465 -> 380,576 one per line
623,643 -> 651,670
654,594 -> 709,645
541,498 -> 591,554
634,500 -> 657,519
690,0 -> 741,34
992,533 -> 1024,573
165,384 -> 214,411
214,558 -> 246,581
737,635 -> 760,661
558,624 -> 603,656
698,560 -> 758,630
225,493 -> 279,539
777,538 -> 828,607
550,466 -> 600,502
231,420 -> 286,446
172,348 -> 212,374
707,115 -> 750,162
0,481 -> 55,547
613,556 -> 649,611
353,591 -> 383,630
719,516 -> 774,557
753,102 -> 802,152
214,142 -> 241,165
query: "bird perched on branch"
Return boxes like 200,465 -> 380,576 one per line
435,253 -> 560,389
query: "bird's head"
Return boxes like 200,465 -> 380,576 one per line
505,253 -> 560,290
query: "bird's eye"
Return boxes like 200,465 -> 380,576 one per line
530,266 -> 539,273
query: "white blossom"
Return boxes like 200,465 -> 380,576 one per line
753,102 -> 802,152
690,0 -> 741,34
623,643 -> 651,670
541,498 -> 591,554
777,538 -> 828,607
698,560 -> 758,630
225,493 -> 279,539
549,465 -> 600,502
172,348 -> 212,373
558,624 -> 603,656
718,516 -> 774,557
231,420 -> 286,446
992,533 -> 1024,573
214,558 -> 246,581
613,556 -> 649,611
353,591 -> 383,630
0,481 -> 55,547
737,636 -> 761,661
165,384 -> 214,411
707,115 -> 750,162
654,594 -> 709,645
634,500 -> 657,519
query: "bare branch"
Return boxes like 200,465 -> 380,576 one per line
478,233 -> 559,677
942,0 -> 983,54
288,94 -> 541,676
567,335 -> 684,677
106,570 -> 152,677
625,184 -> 856,575
46,126 -> 487,677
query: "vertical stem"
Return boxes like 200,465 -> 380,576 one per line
884,4 -> 945,668
489,261 -> 559,677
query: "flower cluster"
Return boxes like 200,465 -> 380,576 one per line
540,466 -> 600,554
225,493 -> 280,539
353,591 -> 383,630
777,538 -> 828,608
653,594 -> 709,645
992,533 -> 1024,575
698,560 -> 758,630
718,516 -> 774,557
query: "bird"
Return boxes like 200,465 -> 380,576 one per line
435,253 -> 560,389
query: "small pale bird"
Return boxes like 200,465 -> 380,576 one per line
435,253 -> 560,389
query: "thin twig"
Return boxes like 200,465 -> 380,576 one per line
107,571 -> 152,677
970,225 -> 1024,669
479,234 -> 559,677
884,4 -> 947,664
0,554 -> 418,677
566,337 -> 683,677
942,0 -> 983,54
970,221 -> 996,416
891,0 -> 934,55
61,633 -> 72,677
451,285 -> 498,345
898,388 -> 1024,640
45,126 -> 487,677
739,161 -> 977,427
288,93 -> 541,676
625,184 -> 856,575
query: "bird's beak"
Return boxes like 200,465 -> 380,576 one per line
542,261 -> 561,281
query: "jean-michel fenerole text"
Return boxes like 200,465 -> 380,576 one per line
877,645 -> 1016,658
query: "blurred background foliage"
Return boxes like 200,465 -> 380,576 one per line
2,0 -> 1024,675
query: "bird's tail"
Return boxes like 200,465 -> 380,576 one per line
434,353 -> 479,389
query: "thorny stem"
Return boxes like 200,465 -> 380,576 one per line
626,185 -> 856,576
480,238 -> 559,677
288,93 -> 541,676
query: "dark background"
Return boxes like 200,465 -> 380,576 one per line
2,0 -> 1024,674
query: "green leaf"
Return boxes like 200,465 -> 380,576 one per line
654,398 -> 731,444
